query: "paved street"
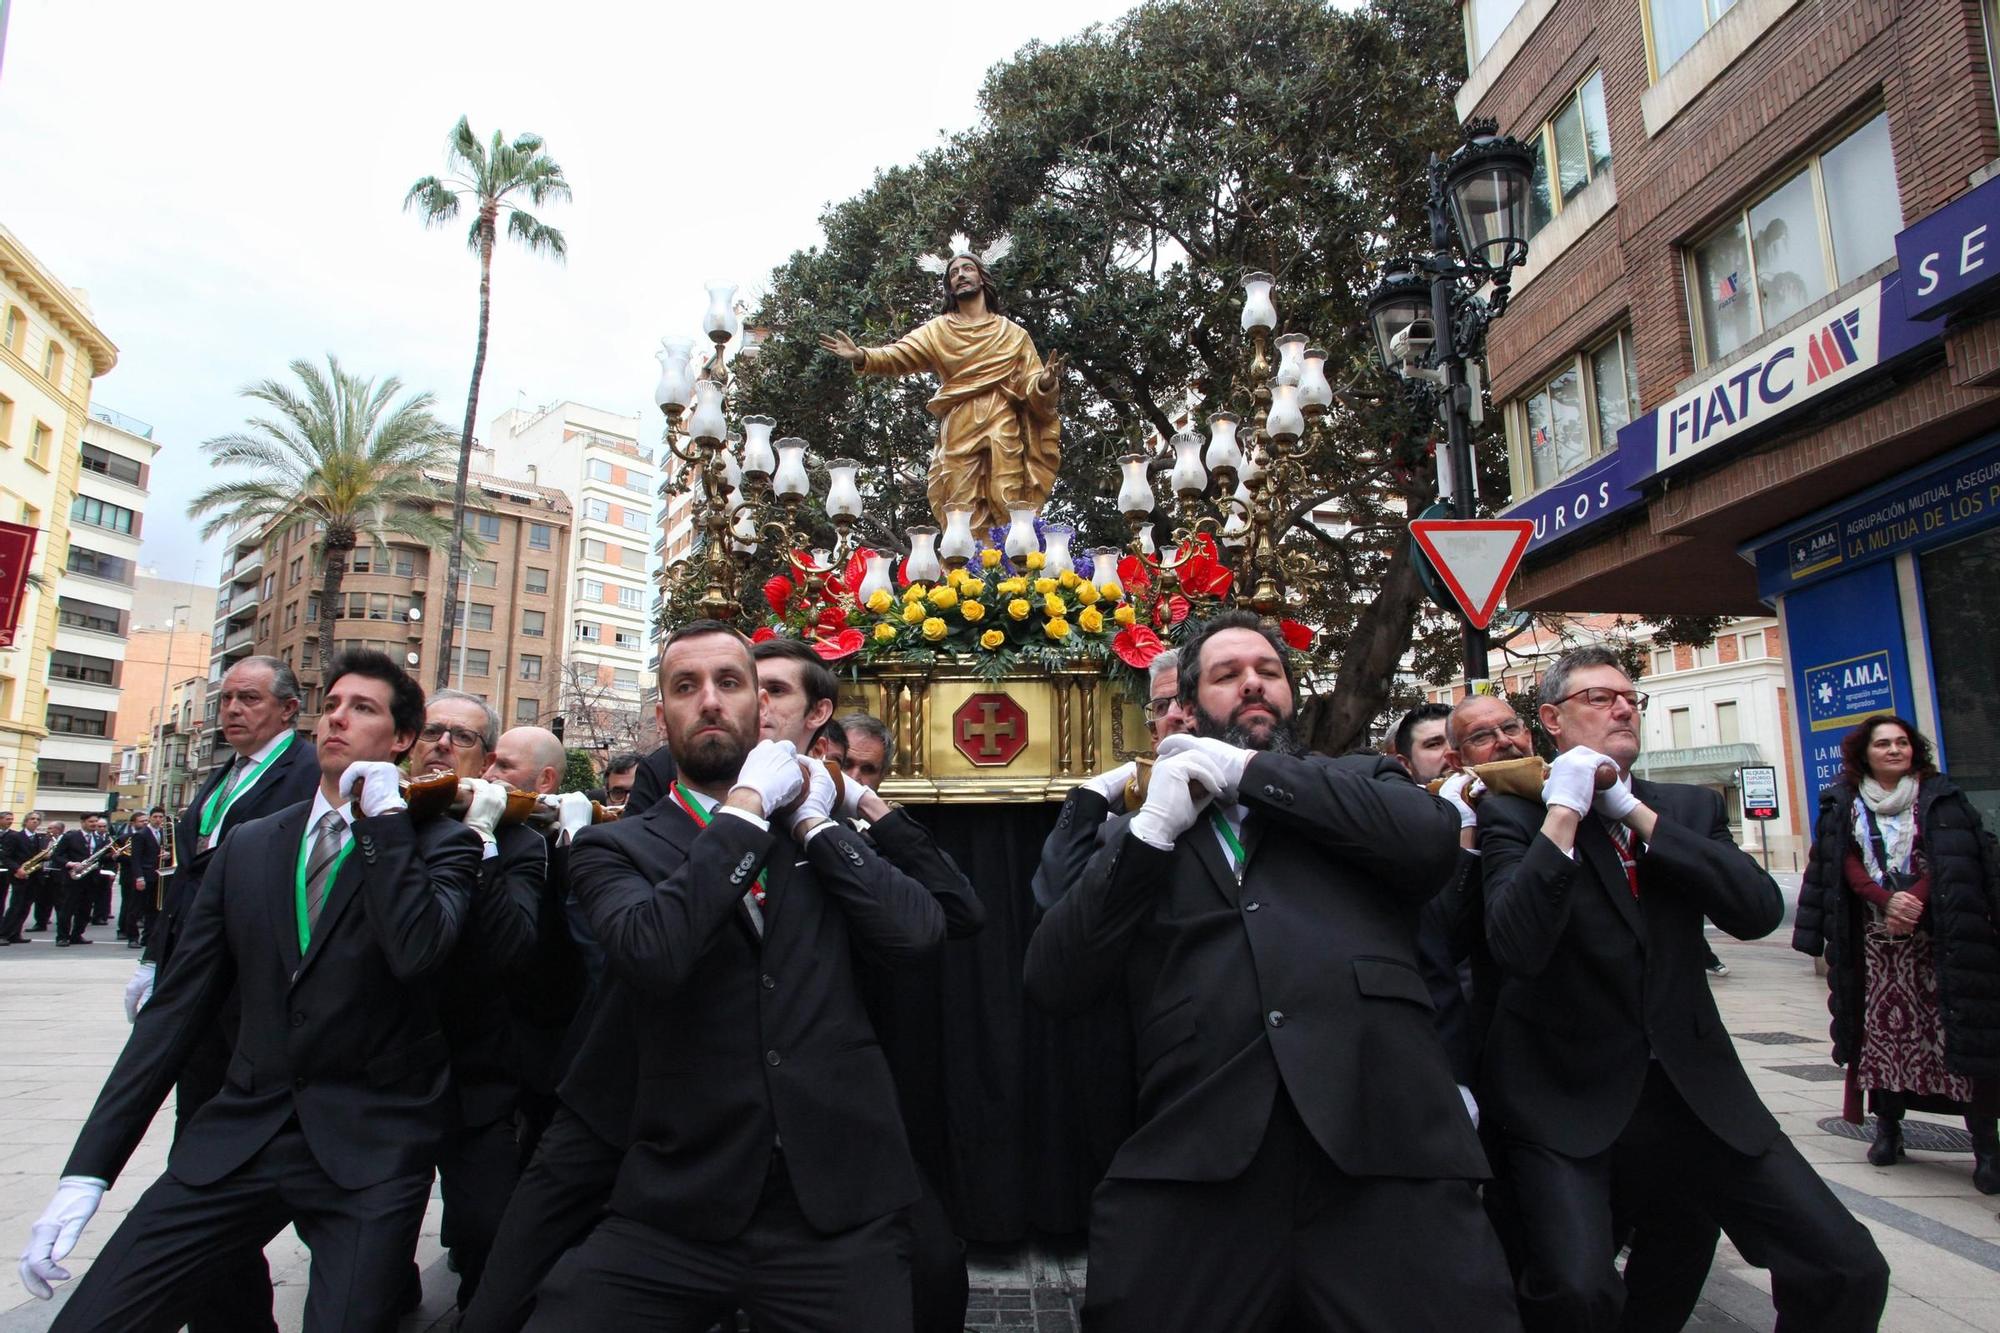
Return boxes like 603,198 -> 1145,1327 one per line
3,914 -> 1998,1331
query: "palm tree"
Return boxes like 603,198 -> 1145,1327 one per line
188,356 -> 461,679
404,117 -> 570,688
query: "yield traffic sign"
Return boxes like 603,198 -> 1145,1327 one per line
1409,518 -> 1534,630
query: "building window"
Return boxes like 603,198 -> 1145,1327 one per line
587,458 -> 616,484
1987,0 -> 2000,132
579,578 -> 605,602
71,495 -> 137,534
57,598 -> 121,635
258,614 -> 272,639
613,668 -> 641,690
470,560 -> 498,587
289,556 -> 304,586
306,593 -> 321,622
476,513 -> 500,540
2,305 -> 22,351
393,547 -> 417,577
620,507 -> 647,533
614,628 -> 643,649
461,649 -> 491,677
349,547 -> 371,573
525,567 -> 549,594
1740,630 -> 1764,658
1464,0 -> 1526,65
283,602 -> 298,631
1514,328 -> 1638,490
581,538 -> 608,563
37,759 -> 103,790
583,498 -> 610,522
0,391 -> 12,446
262,573 -> 275,599
1651,648 -> 1675,677
576,621 -> 601,643
617,585 -> 644,610
41,339 -> 65,385
1526,71 -> 1612,235
514,697 -> 540,723
282,647 -> 294,670
520,654 -> 543,682
80,442 -> 144,485
1688,112 -> 1899,366
1644,0 -> 1734,80
522,610 -> 546,637
301,640 -> 315,670
530,523 -> 553,550
1715,700 -> 1741,745
46,705 -> 110,736
50,650 -> 116,685
369,594 -> 390,621
29,420 -> 52,466
1669,707 -> 1692,749
468,602 -> 494,632
391,594 -> 421,621
66,546 -> 134,584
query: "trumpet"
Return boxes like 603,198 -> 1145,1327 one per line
68,837 -> 129,879
398,770 -> 623,829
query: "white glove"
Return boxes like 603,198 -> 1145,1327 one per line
790,758 -> 837,835
461,778 -> 507,846
555,792 -> 594,841
1439,773 -> 1481,830
836,775 -> 874,821
339,761 -> 408,818
1129,751 -> 1226,851
124,962 -> 156,1023
1595,771 -> 1639,821
729,739 -> 802,819
1543,746 -> 1614,816
1083,762 -> 1138,805
1156,734 -> 1252,802
19,1176 -> 106,1300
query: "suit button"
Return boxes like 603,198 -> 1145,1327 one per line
1267,1010 -> 1285,1028
292,1076 -> 307,1091
1244,901 -> 1260,912
765,1050 -> 781,1066
761,974 -> 776,990
290,1012 -> 305,1028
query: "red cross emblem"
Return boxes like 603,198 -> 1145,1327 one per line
952,693 -> 1028,767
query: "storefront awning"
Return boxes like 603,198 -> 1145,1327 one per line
1632,742 -> 1765,786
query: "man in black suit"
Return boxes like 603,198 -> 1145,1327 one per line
52,815 -> 110,946
123,655 -> 318,1333
25,819 -> 61,934
0,811 -> 34,944
17,649 -> 483,1331
1478,645 -> 1887,1332
120,810 -> 163,949
519,619 -> 944,1331
1026,611 -> 1518,1333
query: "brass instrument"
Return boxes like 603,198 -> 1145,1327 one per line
67,836 -> 129,880
18,840 -> 55,877
156,819 -> 178,910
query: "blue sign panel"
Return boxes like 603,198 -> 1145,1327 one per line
1895,172 -> 2000,322
1782,561 -> 1916,804
1501,440 -> 1650,556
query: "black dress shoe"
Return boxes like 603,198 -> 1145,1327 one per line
127,937 -> 142,948
1868,1116 -> 1904,1166
70,937 -> 93,946
55,939 -> 70,948
3,935 -> 28,944
28,924 -> 48,932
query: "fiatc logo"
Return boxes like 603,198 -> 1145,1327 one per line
1804,309 -> 1864,385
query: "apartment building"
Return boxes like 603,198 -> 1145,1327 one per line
1463,0 -> 2000,824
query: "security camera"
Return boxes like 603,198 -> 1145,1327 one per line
1389,318 -> 1435,368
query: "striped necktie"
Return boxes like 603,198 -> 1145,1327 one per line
303,811 -> 346,932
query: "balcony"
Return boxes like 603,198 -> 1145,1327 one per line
223,624 -> 257,655
225,583 -> 260,621
232,547 -> 265,581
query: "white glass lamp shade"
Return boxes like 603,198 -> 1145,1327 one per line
729,491 -> 758,551
1274,333 -> 1307,386
1090,547 -> 1122,589
904,528 -> 942,584
655,337 -> 697,412
1004,507 -> 1040,561
1137,526 -> 1157,557
703,281 -> 740,341
1117,454 -> 1155,517
1240,443 -> 1267,484
721,439 -> 744,491
1204,412 -> 1243,474
1170,430 -> 1207,495
824,459 -> 863,519
688,378 -> 728,444
773,439 -> 810,498
1221,498 -> 1250,548
740,416 -> 777,477
1239,271 -> 1278,334
1298,347 -> 1334,411
1266,383 -> 1306,441
940,507 -> 978,563
858,553 -> 894,602
1042,524 -> 1076,578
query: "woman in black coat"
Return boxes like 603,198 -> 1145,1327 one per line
1794,714 -> 2000,1193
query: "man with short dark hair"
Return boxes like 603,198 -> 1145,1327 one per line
602,752 -> 641,808
19,649 -> 483,1328
51,816 -> 110,947
122,809 -> 163,950
1028,609 -> 1517,1332
1479,646 -> 1886,1331
837,712 -> 896,789
1392,702 -> 1454,782
810,716 -> 849,765
0,812 -> 34,945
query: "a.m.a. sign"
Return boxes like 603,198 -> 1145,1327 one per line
1787,519 -> 1843,580
1803,651 -> 1898,733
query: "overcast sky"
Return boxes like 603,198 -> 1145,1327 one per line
0,0 -> 1144,583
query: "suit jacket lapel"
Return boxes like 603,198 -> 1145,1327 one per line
1187,817 -> 1241,906
295,835 -> 364,982
267,806 -> 309,978
1577,818 -> 1644,939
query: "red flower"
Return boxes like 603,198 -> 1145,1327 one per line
1279,619 -> 1313,651
815,604 -> 848,634
1112,625 -> 1166,669
840,547 -> 877,597
763,575 -> 795,616
750,625 -> 778,643
1118,554 -> 1153,591
1175,535 -> 1233,599
1152,594 -> 1191,627
810,627 -> 864,662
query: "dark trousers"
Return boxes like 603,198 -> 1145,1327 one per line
1080,1093 -> 1520,1333
49,1124 -> 432,1333
460,1105 -> 622,1333
174,1029 -> 280,1333
56,871 -> 103,941
93,872 -> 114,922
2,872 -> 52,933
0,873 -> 25,935
523,1154 -> 912,1333
1506,1065 -> 1889,1333
438,1114 -> 524,1310
906,1167 -> 968,1333
118,875 -> 153,940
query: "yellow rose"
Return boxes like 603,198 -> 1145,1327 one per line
1033,577 -> 1058,596
1045,617 -> 1072,640
1114,605 -> 1137,626
960,599 -> 987,623
903,583 -> 928,602
1078,606 -> 1104,634
979,628 -> 1006,650
1043,593 -> 1067,618
998,577 -> 1027,596
1024,552 -> 1046,571
866,588 -> 894,614
1074,581 -> 1100,604
921,616 -> 948,642
980,548 -> 1002,568
1059,569 -> 1079,589
1100,578 -> 1123,598
929,585 -> 959,611
873,622 -> 899,643
1007,597 -> 1032,621
947,567 -> 969,587
961,578 -> 985,598
902,601 -> 925,625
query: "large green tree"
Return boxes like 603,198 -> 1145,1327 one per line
188,356 -> 461,671
405,117 -> 570,689
730,0 -> 1498,752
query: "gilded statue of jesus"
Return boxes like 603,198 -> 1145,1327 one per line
820,251 -> 1064,533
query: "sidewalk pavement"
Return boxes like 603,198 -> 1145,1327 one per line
4,910 -> 1998,1331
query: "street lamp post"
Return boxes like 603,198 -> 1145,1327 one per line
1366,118 -> 1535,686
145,604 -> 190,810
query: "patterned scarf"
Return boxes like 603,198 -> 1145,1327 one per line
1853,775 -> 1919,881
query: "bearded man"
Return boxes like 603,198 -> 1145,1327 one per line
1025,610 -> 1518,1332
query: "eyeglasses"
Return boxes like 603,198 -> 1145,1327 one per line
419,724 -> 486,749
1459,718 -> 1529,751
1551,687 -> 1648,713
1146,696 -> 1178,718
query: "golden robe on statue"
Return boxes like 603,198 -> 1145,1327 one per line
857,313 -> 1061,533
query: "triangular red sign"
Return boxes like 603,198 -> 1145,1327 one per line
1410,518 -> 1534,630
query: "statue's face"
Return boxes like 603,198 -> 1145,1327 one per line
946,255 -> 983,302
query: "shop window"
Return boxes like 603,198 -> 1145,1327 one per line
1687,112 -> 1899,366
1715,700 -> 1740,745
1526,71 -> 1612,235
1669,707 -> 1693,749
